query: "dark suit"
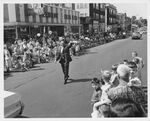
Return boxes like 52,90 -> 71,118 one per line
56,43 -> 73,83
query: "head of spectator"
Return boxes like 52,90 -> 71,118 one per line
111,64 -> 119,74
4,44 -> 8,49
59,37 -> 63,41
128,61 -> 138,78
132,51 -> 138,58
91,78 -> 102,90
101,70 -> 111,84
109,98 -> 146,117
123,59 -> 129,65
98,104 -> 111,117
128,61 -> 137,72
133,58 -> 140,65
117,64 -> 130,83
23,39 -> 27,44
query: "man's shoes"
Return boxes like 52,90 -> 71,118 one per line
67,75 -> 69,79
64,81 -> 67,84
64,75 -> 70,84
64,76 -> 69,84
64,78 -> 67,84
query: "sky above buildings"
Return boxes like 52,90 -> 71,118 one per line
113,3 -> 147,19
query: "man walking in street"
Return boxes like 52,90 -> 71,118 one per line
56,37 -> 74,84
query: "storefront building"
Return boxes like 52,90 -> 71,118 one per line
75,3 -> 117,34
4,4 -> 80,42
75,3 -> 106,34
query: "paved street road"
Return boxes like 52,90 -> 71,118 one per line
4,34 -> 147,118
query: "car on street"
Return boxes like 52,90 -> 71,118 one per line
4,91 -> 24,118
132,32 -> 142,39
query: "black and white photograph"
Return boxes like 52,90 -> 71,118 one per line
1,0 -> 149,119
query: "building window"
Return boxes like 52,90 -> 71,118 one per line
77,4 -> 79,9
85,4 -> 88,8
100,4 -> 104,9
96,13 -> 99,19
93,13 -> 95,18
93,4 -> 96,9
64,14 -> 67,19
96,4 -> 99,10
53,13 -> 58,18
80,3 -> 83,8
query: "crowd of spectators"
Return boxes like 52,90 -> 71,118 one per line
4,31 -> 127,72
90,51 -> 147,117
4,30 -> 147,117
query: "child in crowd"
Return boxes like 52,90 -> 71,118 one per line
91,70 -> 112,118
123,59 -> 129,65
131,51 -> 144,80
91,78 -> 103,106
22,48 -> 30,71
127,61 -> 141,87
4,44 -> 12,72
133,57 -> 142,80
110,64 -> 119,84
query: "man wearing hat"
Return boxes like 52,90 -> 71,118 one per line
56,39 -> 74,84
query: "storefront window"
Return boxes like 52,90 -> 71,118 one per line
92,13 -> 94,18
30,26 -> 40,37
4,26 -> 16,43
96,13 -> 99,19
18,26 -> 29,39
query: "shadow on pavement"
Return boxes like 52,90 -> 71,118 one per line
76,49 -> 98,57
16,115 -> 29,118
29,68 -> 45,71
31,65 -> 41,68
4,72 -> 13,80
67,78 -> 91,84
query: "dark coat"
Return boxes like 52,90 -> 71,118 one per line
56,43 -> 73,64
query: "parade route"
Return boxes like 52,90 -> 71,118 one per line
4,35 -> 147,118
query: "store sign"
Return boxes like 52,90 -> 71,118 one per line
32,4 -> 44,15
4,26 -> 15,30
34,25 -> 39,28
20,27 -> 27,32
93,21 -> 99,24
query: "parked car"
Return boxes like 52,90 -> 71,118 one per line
132,32 -> 142,39
4,91 -> 24,118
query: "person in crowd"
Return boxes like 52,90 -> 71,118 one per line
4,44 -> 12,72
22,48 -> 30,71
109,98 -> 146,117
22,39 -> 28,50
110,64 -> 119,84
91,78 -> 103,106
75,43 -> 80,56
107,64 -> 147,114
123,59 -> 129,65
92,97 -> 147,118
127,61 -> 141,87
132,57 -> 143,80
56,38 -> 74,84
91,103 -> 110,118
131,51 -> 144,80
92,70 -> 112,117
